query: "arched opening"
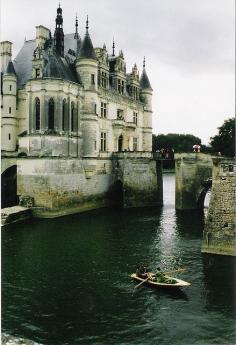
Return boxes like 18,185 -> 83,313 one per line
197,181 -> 212,210
35,97 -> 40,130
71,101 -> 77,132
118,135 -> 123,152
48,98 -> 55,130
108,179 -> 123,207
1,165 -> 18,208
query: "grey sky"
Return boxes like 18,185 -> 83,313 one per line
1,0 -> 234,144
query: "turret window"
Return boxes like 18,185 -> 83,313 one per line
8,133 -> 11,141
100,132 -> 107,152
35,97 -> 40,130
133,112 -> 138,125
9,107 -> 11,114
48,98 -> 55,130
101,102 -> 107,118
91,74 -> 95,85
9,85 -> 12,91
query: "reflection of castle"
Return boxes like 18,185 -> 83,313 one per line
1,5 -> 153,158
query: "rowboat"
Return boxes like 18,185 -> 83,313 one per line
131,273 -> 191,288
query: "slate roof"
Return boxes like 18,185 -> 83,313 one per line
140,68 -> 152,90
4,61 -> 17,75
78,32 -> 96,60
13,34 -> 82,88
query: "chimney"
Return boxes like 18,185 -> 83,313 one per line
0,41 -> 12,72
36,25 -> 50,48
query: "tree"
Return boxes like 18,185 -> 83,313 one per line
152,133 -> 202,153
209,118 -> 235,157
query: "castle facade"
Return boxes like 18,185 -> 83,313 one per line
1,6 -> 162,217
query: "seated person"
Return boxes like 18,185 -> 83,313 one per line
136,265 -> 148,279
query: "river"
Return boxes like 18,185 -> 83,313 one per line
2,173 -> 236,345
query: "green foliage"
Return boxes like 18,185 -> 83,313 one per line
152,133 -> 202,153
209,118 -> 235,157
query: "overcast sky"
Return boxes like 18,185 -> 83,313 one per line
1,0 -> 234,144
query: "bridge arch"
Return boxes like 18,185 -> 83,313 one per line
1,164 -> 18,208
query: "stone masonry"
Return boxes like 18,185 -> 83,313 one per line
202,157 -> 236,256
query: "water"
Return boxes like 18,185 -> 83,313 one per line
2,174 -> 236,345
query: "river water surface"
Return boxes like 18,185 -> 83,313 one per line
2,174 -> 236,345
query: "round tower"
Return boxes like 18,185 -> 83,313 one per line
140,57 -> 153,152
1,61 -> 17,152
75,17 -> 99,157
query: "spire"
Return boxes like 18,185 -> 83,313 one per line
140,57 -> 152,90
78,16 -> 96,60
86,15 -> 89,32
112,38 -> 115,56
54,4 -> 64,56
74,15 -> 79,39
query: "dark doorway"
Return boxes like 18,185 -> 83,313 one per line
118,135 -> 123,152
108,179 -> 123,207
1,165 -> 18,208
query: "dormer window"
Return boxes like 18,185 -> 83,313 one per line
35,68 -> 40,78
117,109 -> 124,120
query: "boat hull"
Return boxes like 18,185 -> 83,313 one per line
131,273 -> 191,288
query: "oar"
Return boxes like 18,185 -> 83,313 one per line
159,268 -> 186,275
134,274 -> 152,289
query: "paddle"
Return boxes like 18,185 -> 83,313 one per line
134,275 -> 151,289
161,268 -> 186,275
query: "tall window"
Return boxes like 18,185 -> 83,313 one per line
35,97 -> 40,130
71,101 -> 75,131
133,111 -> 138,125
9,107 -> 11,114
62,99 -> 67,131
121,81 -> 124,94
118,79 -> 121,93
71,101 -> 78,132
91,74 -> 95,85
48,98 -> 54,130
9,85 -> 12,91
133,137 -> 138,151
101,72 -> 107,88
101,102 -> 107,118
100,132 -> 107,152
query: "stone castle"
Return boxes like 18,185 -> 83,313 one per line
1,5 -> 162,216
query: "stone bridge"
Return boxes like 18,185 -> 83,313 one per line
175,153 -> 213,210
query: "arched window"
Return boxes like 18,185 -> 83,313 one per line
48,98 -> 54,130
62,99 -> 67,131
35,98 -> 40,130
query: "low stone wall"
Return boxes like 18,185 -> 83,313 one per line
1,206 -> 31,226
202,157 -> 236,256
2,333 -> 42,345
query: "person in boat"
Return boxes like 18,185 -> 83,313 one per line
136,265 -> 149,279
136,265 -> 155,281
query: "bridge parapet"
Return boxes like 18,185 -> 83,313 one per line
175,153 -> 213,210
202,157 -> 236,256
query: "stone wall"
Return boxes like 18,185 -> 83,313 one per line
113,152 -> 163,208
175,153 -> 213,210
16,153 -> 162,217
202,157 -> 236,256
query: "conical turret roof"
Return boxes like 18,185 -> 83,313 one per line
140,57 -> 152,90
140,68 -> 152,90
4,61 -> 17,76
78,17 -> 96,60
